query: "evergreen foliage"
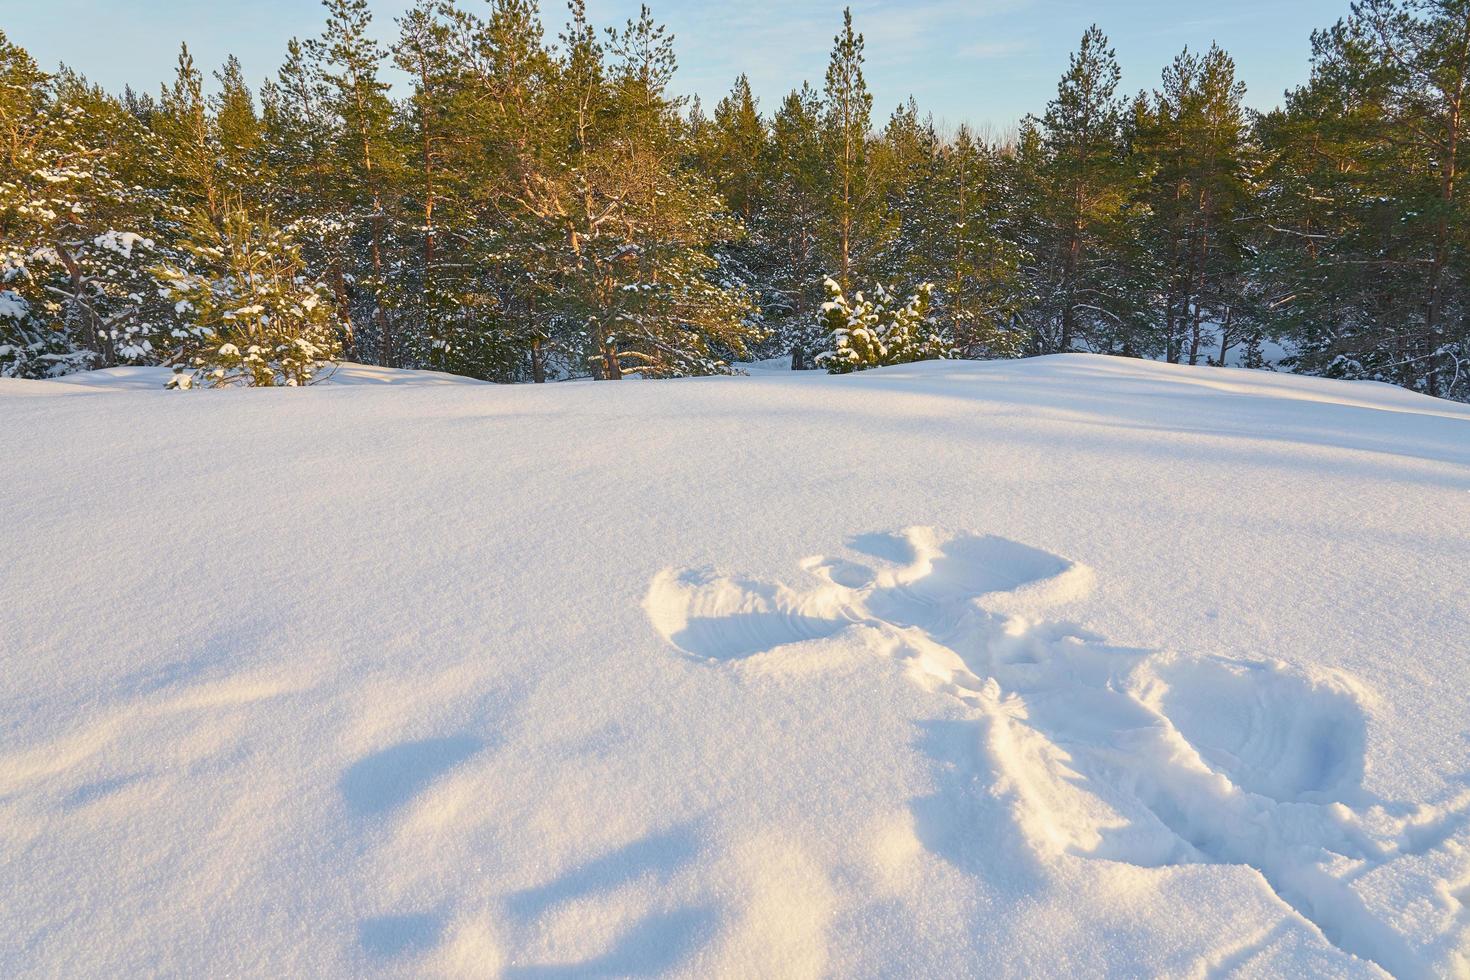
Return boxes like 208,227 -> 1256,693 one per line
5,3 -> 1470,400
152,203 -> 344,387
816,277 -> 950,373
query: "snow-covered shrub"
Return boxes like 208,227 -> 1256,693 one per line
815,278 -> 952,373
152,207 -> 343,388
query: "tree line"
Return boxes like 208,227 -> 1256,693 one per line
2,0 -> 1469,399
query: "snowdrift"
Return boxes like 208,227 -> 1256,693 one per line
2,355 -> 1468,977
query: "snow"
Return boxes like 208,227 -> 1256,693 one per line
0,289 -> 29,321
1222,335 -> 1295,369
46,362 -> 488,391
91,230 -> 153,259
2,354 -> 1468,977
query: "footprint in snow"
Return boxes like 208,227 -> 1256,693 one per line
645,526 -> 1466,978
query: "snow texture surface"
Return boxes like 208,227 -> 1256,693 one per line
2,354 -> 1469,977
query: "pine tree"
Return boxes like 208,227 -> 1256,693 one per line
481,2 -> 762,380
10,0 -> 1470,401
262,36 -> 356,353
152,202 -> 344,387
156,44 -> 222,221
0,30 -> 55,375
1028,26 -> 1135,354
823,8 -> 879,292
1255,2 -> 1470,398
1,37 -> 184,377
1135,44 -> 1255,365
392,0 -> 458,371
213,55 -> 265,199
940,126 -> 1027,357
764,83 -> 830,355
815,277 -> 949,373
711,74 -> 766,227
307,0 -> 403,365
870,97 -> 934,287
1353,0 -> 1470,397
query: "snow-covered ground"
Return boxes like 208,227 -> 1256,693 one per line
3,355 -> 1468,977
48,361 -> 488,390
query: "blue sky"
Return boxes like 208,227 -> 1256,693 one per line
7,0 -> 1349,131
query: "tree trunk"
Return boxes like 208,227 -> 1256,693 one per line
417,59 -> 437,292
530,336 -> 546,384
1060,181 -> 1084,353
370,214 -> 392,367
55,243 -> 109,368
1188,302 -> 1203,367
1425,28 -> 1468,397
1217,305 -> 1234,366
353,73 -> 393,369
331,263 -> 357,359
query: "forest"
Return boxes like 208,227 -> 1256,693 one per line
2,0 -> 1469,399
